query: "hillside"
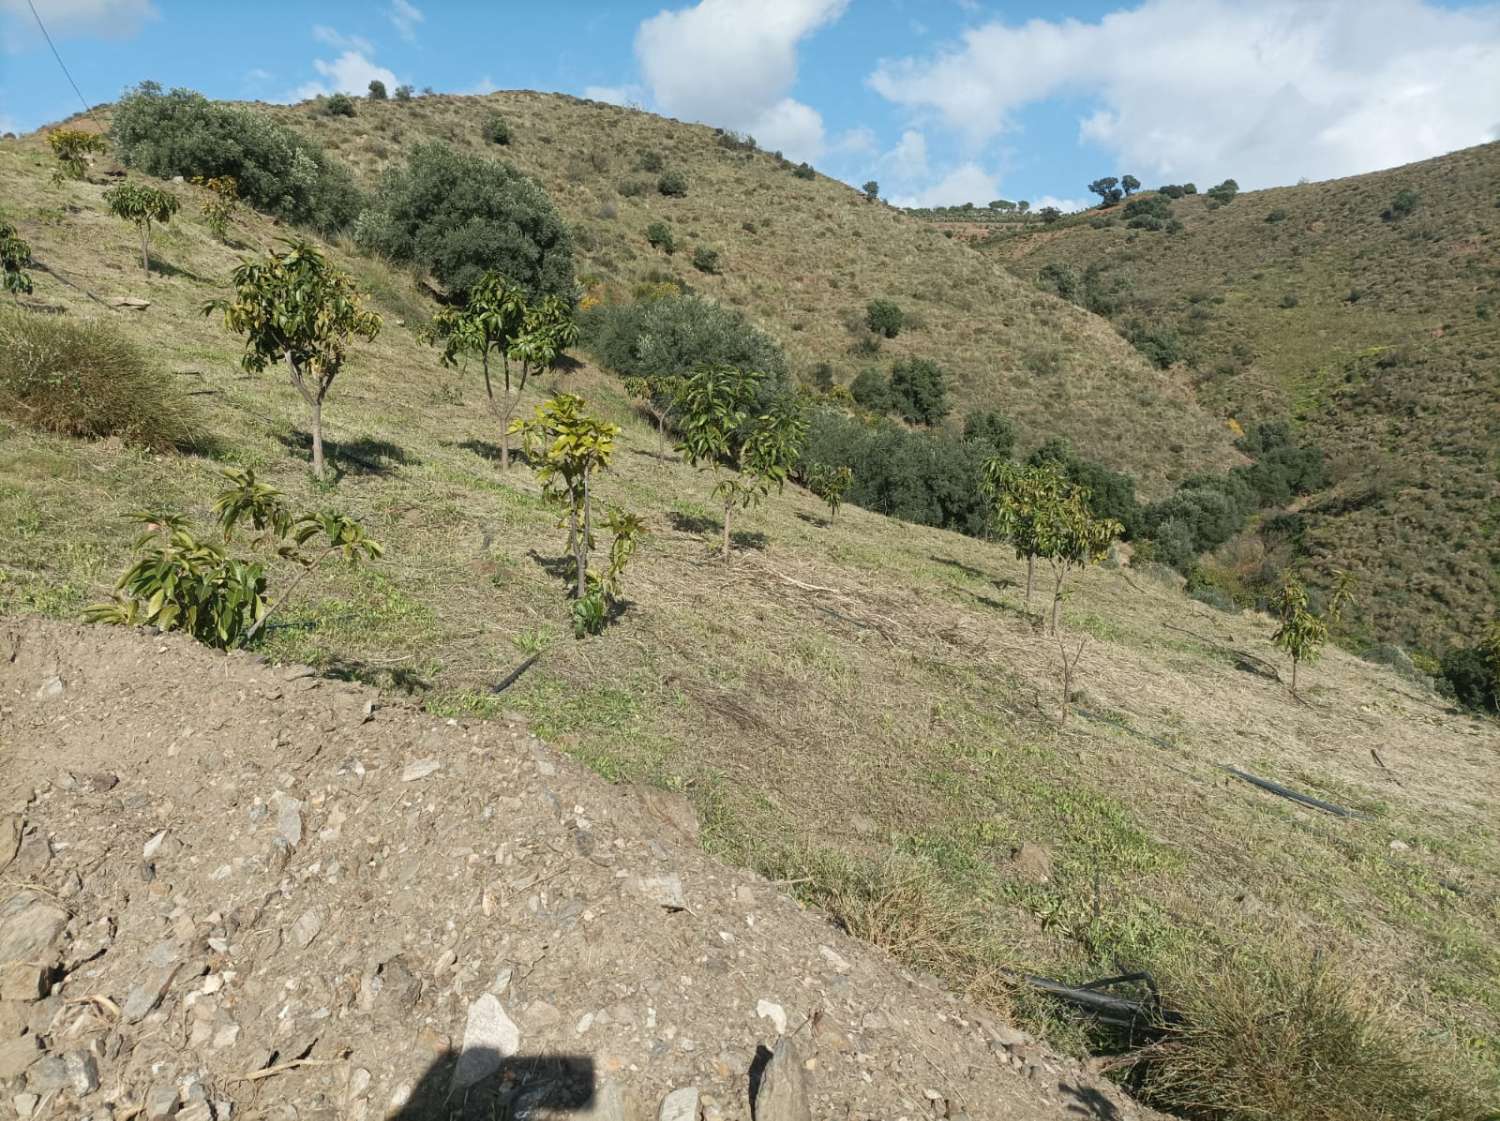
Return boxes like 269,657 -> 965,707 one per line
1,101 -> 1498,1120
992,145 -> 1500,651
261,90 -> 1238,500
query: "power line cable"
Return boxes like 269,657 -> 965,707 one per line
26,0 -> 94,121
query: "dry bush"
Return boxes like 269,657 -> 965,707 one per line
1141,949 -> 1494,1121
0,308 -> 199,451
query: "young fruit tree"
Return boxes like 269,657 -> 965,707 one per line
205,239 -> 382,481
46,129 -> 107,181
1269,569 -> 1354,695
103,182 -> 180,277
83,468 -> 381,649
1034,486 -> 1123,634
805,463 -> 854,524
981,459 -> 1067,610
676,362 -> 807,561
424,271 -> 578,470
191,175 -> 240,241
512,393 -> 645,635
622,373 -> 682,459
1,221 -> 34,300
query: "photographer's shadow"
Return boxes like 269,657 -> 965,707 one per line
392,1050 -> 596,1119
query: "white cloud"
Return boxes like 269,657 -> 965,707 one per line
387,0 -> 423,42
831,125 -> 877,156
583,84 -> 645,107
1030,194 -> 1090,214
881,128 -> 929,180
464,76 -> 498,95
0,111 -> 17,135
294,50 -> 399,101
887,162 -> 999,208
311,25 -> 373,55
634,0 -> 847,161
0,0 -> 156,42
869,0 -> 1500,187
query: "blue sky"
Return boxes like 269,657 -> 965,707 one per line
3,0 -> 1499,210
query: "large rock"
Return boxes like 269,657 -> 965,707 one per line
753,1037 -> 811,1121
0,896 -> 69,967
450,993 -> 520,1091
659,1087 -> 699,1121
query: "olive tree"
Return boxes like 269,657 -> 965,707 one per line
425,271 -> 578,469
1,221 -> 34,300
103,182 -> 180,276
676,363 -> 806,561
205,239 -> 381,480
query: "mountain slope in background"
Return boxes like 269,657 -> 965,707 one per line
991,144 -> 1500,651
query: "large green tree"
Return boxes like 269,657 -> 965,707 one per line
355,141 -> 575,301
206,240 -> 381,480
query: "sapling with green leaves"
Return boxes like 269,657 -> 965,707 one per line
675,362 -> 807,561
206,239 -> 381,481
46,129 -> 107,181
425,271 -> 578,469
622,373 -> 682,458
981,459 -> 1067,610
1,221 -> 34,300
512,393 -> 644,634
103,182 -> 180,276
805,463 -> 854,523
84,468 -> 381,649
191,175 -> 240,241
1270,568 -> 1354,695
1034,486 -> 1123,635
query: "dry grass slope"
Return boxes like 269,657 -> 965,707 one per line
0,109 -> 1497,1118
992,145 -> 1500,651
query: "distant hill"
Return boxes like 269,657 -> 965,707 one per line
992,145 -> 1500,652
259,90 -> 1238,499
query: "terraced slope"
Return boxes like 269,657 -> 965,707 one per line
992,144 -> 1500,650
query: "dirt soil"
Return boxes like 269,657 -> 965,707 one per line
0,617 -> 1156,1121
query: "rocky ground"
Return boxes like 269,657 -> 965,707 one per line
0,617 -> 1154,1121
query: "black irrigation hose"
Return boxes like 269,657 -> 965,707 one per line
489,654 -> 540,695
1221,765 -> 1368,819
1020,971 -> 1183,1044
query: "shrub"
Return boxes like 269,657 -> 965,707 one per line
1279,292 -> 1299,309
1037,263 -> 1082,303
1383,189 -> 1419,221
792,162 -> 815,180
111,82 -> 362,233
482,113 -> 511,145
367,80 -> 387,100
636,149 -> 664,173
46,129 -> 108,181
0,306 -> 197,450
1123,195 -> 1172,230
580,294 -> 786,387
645,221 -> 675,254
324,92 -> 357,118
192,174 -> 239,241
1205,178 -> 1239,205
355,142 -> 575,300
888,357 -> 949,426
1039,206 -> 1062,223
962,410 -> 1016,459
865,298 -> 904,338
657,170 -> 688,197
1126,320 -> 1186,369
394,84 -> 414,102
1,220 -> 34,298
1439,623 -> 1499,713
862,180 -> 879,202
691,246 -> 721,274
618,179 -> 648,198
849,367 -> 893,413
1265,208 -> 1288,223
715,130 -> 756,152
1028,436 -> 1140,535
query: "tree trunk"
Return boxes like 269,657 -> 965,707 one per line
569,503 -> 585,599
721,499 -> 733,562
1050,568 -> 1065,634
310,396 -> 325,481
582,473 -> 593,589
1026,555 -> 1035,608
656,413 -> 665,459
1291,658 -> 1299,695
139,221 -> 150,276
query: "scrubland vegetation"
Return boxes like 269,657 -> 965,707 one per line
0,86 -> 1496,1121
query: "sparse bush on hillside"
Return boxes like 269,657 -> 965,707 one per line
1123,195 -> 1173,230
1158,183 -> 1197,198
394,84 -> 414,102
691,246 -> 721,274
1,221 -> 35,299
1205,178 -> 1240,206
46,129 -> 107,181
618,179 -> 648,197
636,149 -> 664,173
792,162 -> 815,180
865,299 -> 904,338
482,113 -> 512,145
1383,188 -> 1420,221
367,80 -> 387,100
191,174 -> 239,241
1439,621 -> 1499,714
103,181 -> 180,276
111,82 -> 363,233
323,93 -> 357,118
1039,206 -> 1062,224
0,306 -> 199,450
355,141 -> 575,300
862,180 -> 879,202
645,221 -> 675,254
715,129 -> 757,152
1125,320 -> 1186,369
658,170 -> 689,197
889,357 -> 949,426
849,367 -> 893,413
581,294 -> 786,390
